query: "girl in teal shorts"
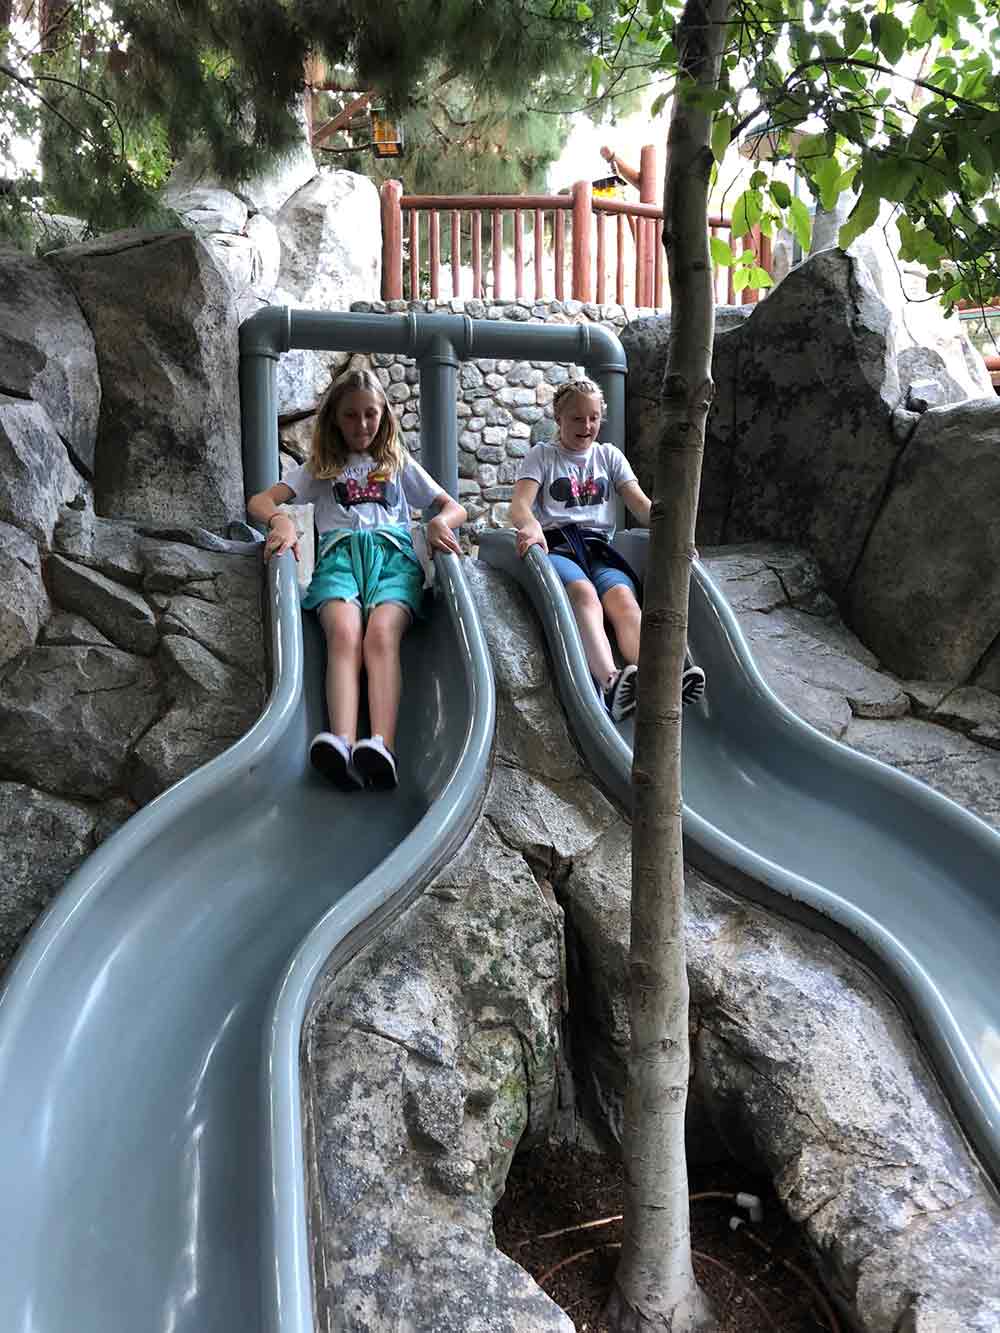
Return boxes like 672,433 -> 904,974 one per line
248,368 -> 466,791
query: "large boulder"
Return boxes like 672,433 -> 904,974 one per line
130,633 -> 263,803
847,398 -> 1000,680
707,249 -> 901,596
0,395 -> 84,548
0,783 -> 97,972
0,643 -> 161,799
0,522 -> 49,670
0,245 -> 100,475
619,304 -> 751,508
622,250 -> 904,597
274,170 -> 380,312
50,230 -> 243,530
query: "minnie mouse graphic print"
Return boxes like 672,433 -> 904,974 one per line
519,441 -> 636,536
282,453 -> 440,533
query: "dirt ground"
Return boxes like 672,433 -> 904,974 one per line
494,1141 -> 842,1332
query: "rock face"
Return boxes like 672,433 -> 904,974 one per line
848,397 -> 1000,680
0,245 -> 100,475
708,249 -> 901,596
274,171 -> 381,312
0,395 -> 85,548
0,783 -> 98,966
0,522 -> 49,670
0,510 -> 266,970
51,230 -> 244,529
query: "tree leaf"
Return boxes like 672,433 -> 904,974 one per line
732,267 -> 751,293
709,235 -> 734,266
769,179 -> 791,209
838,188 -> 881,249
748,267 -> 774,289
813,156 -> 843,212
576,2 -> 594,19
870,12 -> 906,63
788,195 -> 812,251
731,189 -> 762,239
711,114 -> 732,164
843,10 -> 866,53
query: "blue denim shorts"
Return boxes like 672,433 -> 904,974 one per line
548,552 -> 638,600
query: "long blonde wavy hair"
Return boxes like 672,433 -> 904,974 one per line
309,368 -> 406,480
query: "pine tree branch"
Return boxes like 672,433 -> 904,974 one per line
0,59 -> 126,158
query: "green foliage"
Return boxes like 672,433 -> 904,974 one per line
0,0 -> 637,244
589,0 -> 1000,310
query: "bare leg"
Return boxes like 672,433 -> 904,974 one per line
363,602 -> 411,750
566,579 -> 618,686
318,600 -> 363,742
601,583 -> 642,666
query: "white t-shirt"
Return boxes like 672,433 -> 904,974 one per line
518,441 -> 636,536
283,454 -> 443,534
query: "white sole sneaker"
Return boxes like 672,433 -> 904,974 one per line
682,665 -> 706,704
603,664 -> 638,722
352,735 -> 399,790
309,732 -> 363,791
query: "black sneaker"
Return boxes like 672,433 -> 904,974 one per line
603,664 -> 638,722
352,734 -> 399,790
309,732 -> 363,791
682,664 -> 706,704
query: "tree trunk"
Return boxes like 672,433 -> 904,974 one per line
606,2 -> 732,1330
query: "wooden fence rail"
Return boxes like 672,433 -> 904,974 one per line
380,178 -> 773,309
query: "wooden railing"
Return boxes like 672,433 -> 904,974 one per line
380,178 -> 773,309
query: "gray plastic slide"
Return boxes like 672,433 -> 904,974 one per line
479,527 -> 1000,1188
0,548 -> 493,1333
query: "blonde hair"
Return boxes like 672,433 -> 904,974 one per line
552,376 -> 607,419
309,368 -> 406,480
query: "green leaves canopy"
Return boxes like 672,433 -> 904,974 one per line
589,0 -> 1000,310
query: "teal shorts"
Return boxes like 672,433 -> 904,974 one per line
301,530 -> 426,620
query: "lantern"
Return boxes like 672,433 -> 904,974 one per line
591,172 -> 626,200
370,108 -> 405,158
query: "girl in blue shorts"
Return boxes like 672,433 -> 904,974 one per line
248,368 -> 466,791
509,377 -> 705,721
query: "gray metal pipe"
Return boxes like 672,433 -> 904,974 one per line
417,331 -> 461,499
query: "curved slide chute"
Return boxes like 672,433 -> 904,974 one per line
0,548 -> 494,1333
479,527 -> 1000,1188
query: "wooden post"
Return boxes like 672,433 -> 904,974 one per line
554,210 -> 565,300
514,209 -> 524,299
616,214 -> 625,304
534,209 -> 544,300
639,144 -> 657,306
429,209 -> 440,299
451,211 -> 461,300
571,180 -> 593,302
380,180 -> 403,301
472,211 -> 482,298
491,210 -> 503,299
409,211 -> 420,301
596,211 -> 606,305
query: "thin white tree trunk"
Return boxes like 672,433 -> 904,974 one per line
606,2 -> 732,1329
